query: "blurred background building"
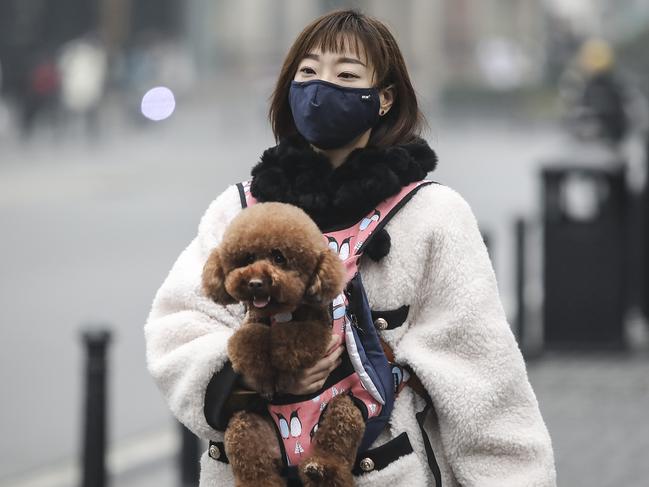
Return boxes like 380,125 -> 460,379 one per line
1,1 -> 649,486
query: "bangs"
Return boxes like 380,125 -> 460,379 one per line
309,31 -> 364,61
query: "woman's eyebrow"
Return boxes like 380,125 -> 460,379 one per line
337,56 -> 366,67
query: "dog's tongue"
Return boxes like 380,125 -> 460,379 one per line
253,296 -> 271,308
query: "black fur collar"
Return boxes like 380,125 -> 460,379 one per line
250,134 -> 438,231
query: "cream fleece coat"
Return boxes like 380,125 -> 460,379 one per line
144,182 -> 556,486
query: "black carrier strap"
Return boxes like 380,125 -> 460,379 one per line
351,432 -> 413,475
415,402 -> 443,486
371,305 -> 410,330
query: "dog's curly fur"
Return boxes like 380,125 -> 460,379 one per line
202,202 -> 364,486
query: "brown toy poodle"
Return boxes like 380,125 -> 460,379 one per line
202,202 -> 365,487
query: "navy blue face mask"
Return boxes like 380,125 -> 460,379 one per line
289,79 -> 381,150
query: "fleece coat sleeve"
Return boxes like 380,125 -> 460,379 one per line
396,187 -> 556,486
144,185 -> 246,440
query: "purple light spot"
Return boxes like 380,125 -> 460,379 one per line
141,86 -> 176,121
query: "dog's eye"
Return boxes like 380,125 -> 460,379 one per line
271,249 -> 286,265
236,253 -> 255,267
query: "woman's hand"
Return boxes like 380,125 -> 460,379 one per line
276,334 -> 345,395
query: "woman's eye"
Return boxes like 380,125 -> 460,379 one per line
299,66 -> 315,75
339,72 -> 359,79
271,249 -> 286,265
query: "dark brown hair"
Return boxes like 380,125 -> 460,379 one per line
269,9 -> 426,148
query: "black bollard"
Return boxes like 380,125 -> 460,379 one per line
643,135 -> 649,319
514,218 -> 526,353
81,327 -> 112,487
179,422 -> 200,487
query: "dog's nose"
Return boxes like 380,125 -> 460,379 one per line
248,278 -> 263,289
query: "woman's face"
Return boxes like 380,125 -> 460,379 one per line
293,46 -> 374,88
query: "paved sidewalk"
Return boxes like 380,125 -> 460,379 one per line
117,457 -> 177,487
528,352 -> 649,487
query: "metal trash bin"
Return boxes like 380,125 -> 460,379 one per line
636,174 -> 649,322
542,162 -> 627,349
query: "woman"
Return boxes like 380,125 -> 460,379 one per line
145,9 -> 556,486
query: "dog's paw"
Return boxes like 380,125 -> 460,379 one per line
302,460 -> 325,480
299,455 -> 354,487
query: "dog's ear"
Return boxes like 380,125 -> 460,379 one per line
306,249 -> 346,302
202,248 -> 236,305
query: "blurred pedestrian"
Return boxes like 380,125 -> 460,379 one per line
145,9 -> 556,487
560,38 -> 632,146
58,34 -> 108,139
578,39 -> 629,144
20,51 -> 60,138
